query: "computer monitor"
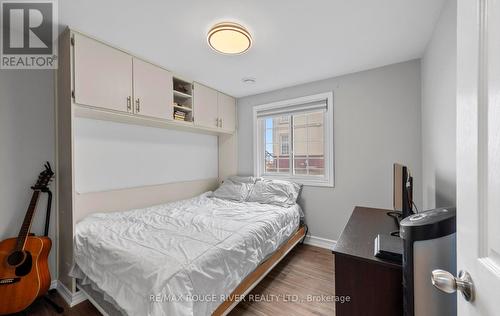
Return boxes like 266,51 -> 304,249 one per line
393,163 -> 414,219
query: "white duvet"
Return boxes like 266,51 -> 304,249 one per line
71,192 -> 301,316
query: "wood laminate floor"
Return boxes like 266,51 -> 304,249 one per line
13,244 -> 334,316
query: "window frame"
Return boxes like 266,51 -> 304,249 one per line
253,92 -> 334,187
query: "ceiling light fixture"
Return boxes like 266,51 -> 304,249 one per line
207,22 -> 252,55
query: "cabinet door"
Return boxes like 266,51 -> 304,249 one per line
73,33 -> 133,112
193,82 -> 218,129
133,58 -> 173,120
218,92 -> 236,132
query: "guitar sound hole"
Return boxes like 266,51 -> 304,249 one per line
7,251 -> 26,267
15,252 -> 32,277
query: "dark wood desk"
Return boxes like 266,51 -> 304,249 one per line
333,206 -> 402,316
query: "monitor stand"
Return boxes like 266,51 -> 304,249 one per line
386,211 -> 402,237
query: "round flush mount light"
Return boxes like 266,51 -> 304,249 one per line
207,22 -> 252,55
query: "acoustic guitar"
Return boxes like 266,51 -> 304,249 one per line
0,163 -> 54,315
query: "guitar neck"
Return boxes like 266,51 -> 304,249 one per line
15,190 -> 41,251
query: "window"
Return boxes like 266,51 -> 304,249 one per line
280,135 -> 290,155
279,116 -> 290,123
264,116 -> 290,173
253,92 -> 334,187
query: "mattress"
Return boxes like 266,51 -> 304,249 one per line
70,192 -> 301,316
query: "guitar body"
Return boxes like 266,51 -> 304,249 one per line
0,236 -> 51,315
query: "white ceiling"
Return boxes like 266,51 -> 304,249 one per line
60,0 -> 446,98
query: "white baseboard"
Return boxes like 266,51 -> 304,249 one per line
303,235 -> 337,250
56,280 -> 88,307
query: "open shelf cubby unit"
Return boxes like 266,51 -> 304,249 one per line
173,77 -> 193,123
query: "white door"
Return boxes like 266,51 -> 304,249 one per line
132,58 -> 173,120
193,82 -> 218,129
452,0 -> 500,314
73,33 -> 133,113
218,92 -> 236,132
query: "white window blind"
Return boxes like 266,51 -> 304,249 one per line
255,98 -> 328,118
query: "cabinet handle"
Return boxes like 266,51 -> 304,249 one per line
135,98 -> 140,113
127,96 -> 132,112
216,118 -> 220,127
220,118 -> 223,128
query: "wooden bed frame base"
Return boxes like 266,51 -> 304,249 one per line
213,226 -> 306,316
76,226 -> 305,316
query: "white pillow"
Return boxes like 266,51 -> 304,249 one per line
229,176 -> 261,184
247,179 -> 301,207
212,178 -> 255,201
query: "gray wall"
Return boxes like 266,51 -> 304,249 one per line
0,70 -> 56,277
237,60 -> 422,241
421,0 -> 457,209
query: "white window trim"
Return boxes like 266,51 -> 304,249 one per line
253,92 -> 334,187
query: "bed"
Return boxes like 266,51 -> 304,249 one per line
70,185 -> 304,316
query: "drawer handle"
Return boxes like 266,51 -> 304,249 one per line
126,96 -> 131,112
135,98 -> 140,113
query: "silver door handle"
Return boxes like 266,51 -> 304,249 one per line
431,269 -> 474,302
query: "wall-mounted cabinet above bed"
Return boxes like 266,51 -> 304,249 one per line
70,29 -> 235,135
193,82 -> 218,129
193,82 -> 236,133
217,91 -> 236,132
73,33 -> 133,113
73,33 -> 173,121
132,58 -> 173,120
